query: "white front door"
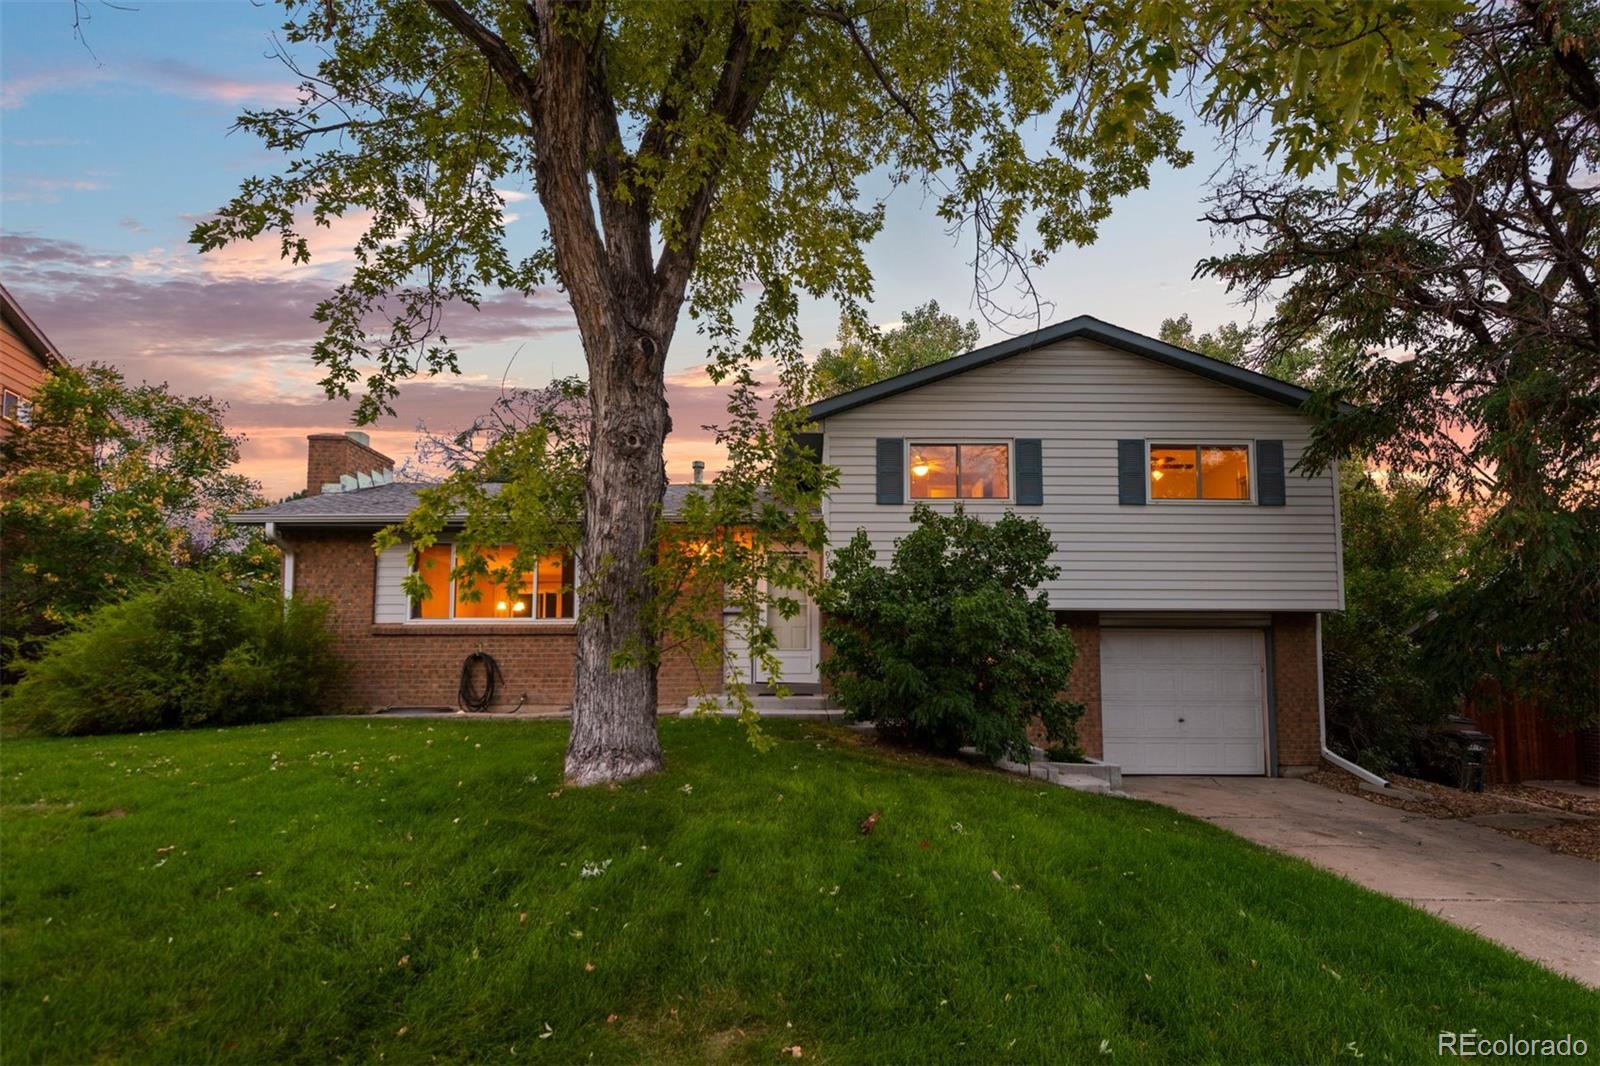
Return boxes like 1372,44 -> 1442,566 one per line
1101,628 -> 1267,774
752,561 -> 819,686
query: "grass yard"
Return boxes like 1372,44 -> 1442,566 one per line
2,719 -> 1595,1063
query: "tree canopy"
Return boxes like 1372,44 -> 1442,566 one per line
0,365 -> 269,672
810,300 -> 980,399
1200,0 -> 1599,722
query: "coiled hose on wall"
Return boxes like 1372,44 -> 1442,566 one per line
458,650 -> 503,712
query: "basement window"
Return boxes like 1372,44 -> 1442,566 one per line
410,544 -> 575,621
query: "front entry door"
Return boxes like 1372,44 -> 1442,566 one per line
752,558 -> 819,686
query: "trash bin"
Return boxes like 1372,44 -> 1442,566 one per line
1416,714 -> 1496,792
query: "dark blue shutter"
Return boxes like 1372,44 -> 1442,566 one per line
875,438 -> 904,504
1015,439 -> 1043,506
1257,439 -> 1286,506
1116,440 -> 1146,505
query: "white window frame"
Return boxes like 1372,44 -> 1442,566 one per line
408,542 -> 577,624
1,389 -> 19,423
906,439 -> 1015,503
1146,441 -> 1256,504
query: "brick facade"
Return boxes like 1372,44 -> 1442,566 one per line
285,529 -> 719,713
1039,612 -> 1324,772
1269,612 -> 1322,770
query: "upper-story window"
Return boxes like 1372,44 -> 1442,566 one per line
909,442 -> 1010,500
1150,444 -> 1251,501
1,390 -> 20,423
410,544 -> 575,621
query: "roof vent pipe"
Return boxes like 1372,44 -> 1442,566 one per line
692,460 -> 705,484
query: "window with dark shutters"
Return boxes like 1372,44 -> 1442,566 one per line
1116,439 -> 1146,505
875,438 -> 904,504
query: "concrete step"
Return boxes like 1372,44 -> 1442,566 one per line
680,693 -> 844,719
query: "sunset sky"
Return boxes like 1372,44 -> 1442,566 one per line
2,1 -> 1256,499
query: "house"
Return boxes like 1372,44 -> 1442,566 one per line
233,315 -> 1345,776
0,283 -> 67,439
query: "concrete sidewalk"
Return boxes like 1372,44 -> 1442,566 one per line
1123,776 -> 1600,987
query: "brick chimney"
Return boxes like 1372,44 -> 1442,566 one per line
305,431 -> 395,496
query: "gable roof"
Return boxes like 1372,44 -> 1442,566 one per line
803,314 -> 1315,421
0,283 -> 67,369
233,481 -> 709,527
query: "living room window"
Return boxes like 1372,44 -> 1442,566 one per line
410,544 -> 575,621
1149,444 -> 1251,501
908,442 -> 1010,500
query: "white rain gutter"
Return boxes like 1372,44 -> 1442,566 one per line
1316,613 -> 1389,788
263,521 -> 294,601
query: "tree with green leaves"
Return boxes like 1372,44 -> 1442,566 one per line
195,0 -> 1459,783
1200,0 -> 1599,723
0,365 -> 268,673
1156,313 -> 1357,388
811,300 -> 979,399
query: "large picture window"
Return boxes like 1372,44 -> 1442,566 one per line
1149,444 -> 1251,501
410,544 -> 575,621
908,442 -> 1010,500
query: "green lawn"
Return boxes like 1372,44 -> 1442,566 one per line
1,719 -> 1594,1063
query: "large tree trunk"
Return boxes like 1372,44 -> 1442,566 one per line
565,319 -> 674,785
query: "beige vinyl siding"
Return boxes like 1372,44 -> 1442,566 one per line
1,318 -> 52,439
374,543 -> 411,623
820,337 -> 1343,611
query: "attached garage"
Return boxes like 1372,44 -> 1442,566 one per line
1100,628 -> 1268,774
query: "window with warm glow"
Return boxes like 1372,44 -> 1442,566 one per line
410,544 -> 575,621
1150,444 -> 1250,501
909,442 -> 1010,500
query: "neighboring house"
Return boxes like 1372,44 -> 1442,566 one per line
234,315 -> 1345,776
0,283 -> 67,440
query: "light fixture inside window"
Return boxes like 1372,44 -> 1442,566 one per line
1151,469 -> 1164,481
495,600 -> 508,612
512,601 -> 526,613
912,461 -> 930,478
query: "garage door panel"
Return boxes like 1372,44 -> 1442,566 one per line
1101,628 -> 1267,775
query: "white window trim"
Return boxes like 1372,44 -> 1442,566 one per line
906,438 -> 1015,503
1,389 -> 19,423
1146,441 -> 1256,505
408,542 -> 577,624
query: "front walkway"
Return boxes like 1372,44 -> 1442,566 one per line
1123,776 -> 1600,988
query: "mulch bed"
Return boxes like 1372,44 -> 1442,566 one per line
1307,767 -> 1600,863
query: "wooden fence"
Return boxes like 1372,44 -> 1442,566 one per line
1463,685 -> 1583,784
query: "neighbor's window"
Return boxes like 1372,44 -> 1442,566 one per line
410,544 -> 575,621
1150,444 -> 1251,501
909,442 -> 1010,500
1,390 -> 18,423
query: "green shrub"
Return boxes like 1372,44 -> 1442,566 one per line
4,573 -> 341,736
820,505 -> 1082,761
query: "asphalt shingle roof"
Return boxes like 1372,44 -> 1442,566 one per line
233,482 -> 707,525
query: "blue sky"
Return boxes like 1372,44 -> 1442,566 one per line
2,1 -> 1260,497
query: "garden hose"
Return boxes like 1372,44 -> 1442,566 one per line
458,650 -> 503,712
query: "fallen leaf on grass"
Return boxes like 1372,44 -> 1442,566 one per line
606,1014 -> 619,1024
397,955 -> 410,968
858,811 -> 879,835
1099,1038 -> 1112,1055
396,1026 -> 408,1037
781,1046 -> 803,1058
1321,964 -> 1342,981
156,845 -> 177,855
539,1023 -> 554,1040
518,912 -> 528,926
583,961 -> 595,972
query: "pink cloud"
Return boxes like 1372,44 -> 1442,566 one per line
132,60 -> 302,107
1,232 -> 745,497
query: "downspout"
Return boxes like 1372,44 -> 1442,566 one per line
264,521 -> 294,602
1316,612 -> 1389,788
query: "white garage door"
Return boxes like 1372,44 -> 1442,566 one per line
1101,629 -> 1266,775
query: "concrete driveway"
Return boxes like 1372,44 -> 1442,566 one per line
1123,776 -> 1600,987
